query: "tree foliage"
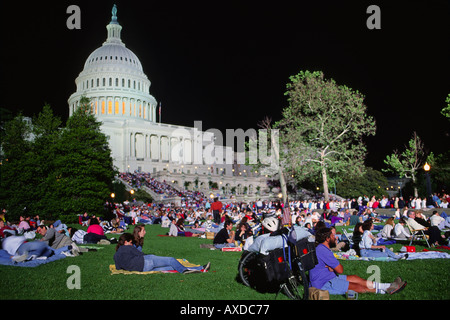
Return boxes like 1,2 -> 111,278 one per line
383,132 -> 428,198
441,93 -> 450,120
0,103 -> 116,223
276,70 -> 376,201
336,167 -> 389,199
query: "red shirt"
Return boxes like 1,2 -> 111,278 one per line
87,224 -> 104,236
211,201 -> 223,212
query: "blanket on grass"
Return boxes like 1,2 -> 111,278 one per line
0,249 -> 67,267
334,250 -> 450,261
109,259 -> 201,275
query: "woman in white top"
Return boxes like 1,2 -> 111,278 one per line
380,218 -> 395,238
394,218 -> 411,239
359,220 -> 402,260
415,198 -> 422,209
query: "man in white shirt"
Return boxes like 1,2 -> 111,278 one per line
430,211 -> 450,230
407,210 -> 445,245
407,211 -> 426,231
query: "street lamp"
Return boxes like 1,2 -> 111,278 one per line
424,162 -> 432,205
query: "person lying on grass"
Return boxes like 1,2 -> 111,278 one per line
309,227 -> 407,296
114,232 -> 210,274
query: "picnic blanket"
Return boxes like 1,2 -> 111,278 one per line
334,249 -> 450,261
109,259 -> 201,275
0,249 -> 67,268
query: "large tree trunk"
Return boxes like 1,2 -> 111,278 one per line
322,164 -> 329,202
411,173 -> 418,198
271,129 -> 287,204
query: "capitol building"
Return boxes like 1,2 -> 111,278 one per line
68,5 -> 269,201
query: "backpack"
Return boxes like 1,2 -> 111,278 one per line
254,245 -> 291,292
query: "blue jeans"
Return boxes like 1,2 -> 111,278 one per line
16,241 -> 54,259
143,255 -> 203,273
360,248 -> 400,260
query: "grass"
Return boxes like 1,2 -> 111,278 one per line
0,223 -> 449,301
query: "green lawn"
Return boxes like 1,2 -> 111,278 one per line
0,223 -> 449,301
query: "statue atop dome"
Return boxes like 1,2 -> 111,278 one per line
111,4 -> 118,24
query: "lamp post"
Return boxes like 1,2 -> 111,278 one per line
424,162 -> 432,205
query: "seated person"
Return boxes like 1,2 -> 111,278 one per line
430,210 -> 450,230
0,220 -> 15,239
235,222 -> 249,246
380,218 -> 395,238
37,225 -> 73,250
359,220 -> 403,260
351,222 -> 363,256
114,233 -> 209,273
309,227 -> 407,296
84,218 -> 108,244
393,218 -> 411,239
349,211 -> 361,226
213,220 -> 235,249
407,210 -> 446,246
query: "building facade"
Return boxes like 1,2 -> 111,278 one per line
68,6 -> 268,198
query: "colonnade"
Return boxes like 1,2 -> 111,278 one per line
70,95 -> 157,121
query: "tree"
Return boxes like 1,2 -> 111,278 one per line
276,70 -> 376,201
29,105 -> 63,220
52,105 -> 117,221
441,93 -> 450,120
383,132 -> 428,198
336,167 -> 389,199
0,114 -> 35,220
251,117 -> 289,204
426,151 -> 450,194
1,102 -> 117,223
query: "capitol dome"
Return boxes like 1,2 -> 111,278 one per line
68,5 -> 157,122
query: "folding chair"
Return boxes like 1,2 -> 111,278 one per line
342,229 -> 354,246
406,221 -> 430,248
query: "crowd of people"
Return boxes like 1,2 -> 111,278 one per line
2,171 -> 449,298
119,172 -> 205,201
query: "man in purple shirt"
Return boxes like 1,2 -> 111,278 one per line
309,227 -> 407,295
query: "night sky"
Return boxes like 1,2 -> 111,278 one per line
1,0 -> 449,171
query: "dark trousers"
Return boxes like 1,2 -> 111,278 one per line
213,210 -> 220,224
